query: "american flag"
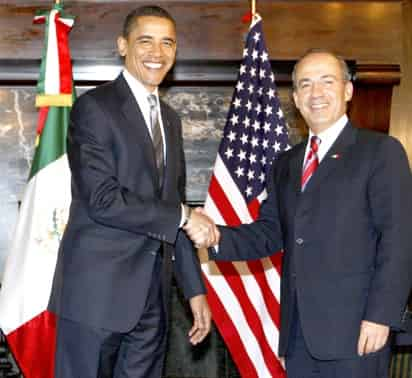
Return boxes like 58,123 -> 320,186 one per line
202,15 -> 290,378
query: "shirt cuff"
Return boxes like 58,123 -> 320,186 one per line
179,203 -> 185,228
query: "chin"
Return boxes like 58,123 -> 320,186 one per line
147,75 -> 167,85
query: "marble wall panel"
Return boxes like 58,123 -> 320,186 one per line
0,84 -> 301,279
162,85 -> 302,203
0,87 -> 37,278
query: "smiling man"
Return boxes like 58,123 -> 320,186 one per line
191,49 -> 412,377
49,6 -> 217,378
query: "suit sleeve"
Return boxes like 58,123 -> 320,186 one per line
68,93 -> 181,244
209,163 -> 283,261
364,136 -> 412,328
173,231 -> 206,299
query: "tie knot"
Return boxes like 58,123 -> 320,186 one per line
310,136 -> 320,153
147,94 -> 157,109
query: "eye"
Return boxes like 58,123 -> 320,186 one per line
137,38 -> 152,46
162,40 -> 175,48
323,78 -> 335,86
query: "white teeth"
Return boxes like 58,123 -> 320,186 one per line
144,62 -> 162,69
311,104 -> 328,109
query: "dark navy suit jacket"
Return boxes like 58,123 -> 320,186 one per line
49,75 -> 205,332
211,123 -> 412,359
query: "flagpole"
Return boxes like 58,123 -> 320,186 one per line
251,0 -> 256,17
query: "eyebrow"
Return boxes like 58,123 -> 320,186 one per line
161,37 -> 176,44
136,35 -> 176,43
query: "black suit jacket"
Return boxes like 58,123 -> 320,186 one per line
211,123 -> 412,359
49,75 -> 205,332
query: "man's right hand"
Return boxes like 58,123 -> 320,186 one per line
183,207 -> 220,248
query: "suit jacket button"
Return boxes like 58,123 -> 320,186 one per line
296,238 -> 304,245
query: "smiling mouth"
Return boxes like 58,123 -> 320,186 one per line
144,62 -> 163,69
310,103 -> 328,110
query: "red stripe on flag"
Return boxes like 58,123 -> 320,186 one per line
270,252 -> 283,276
216,261 -> 285,377
208,174 -> 242,226
36,106 -> 49,136
33,16 -> 46,25
55,13 -> 73,94
203,273 -> 258,378
6,310 -> 56,378
247,197 -> 261,221
247,259 -> 281,329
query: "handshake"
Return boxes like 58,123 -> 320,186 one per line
183,207 -> 220,249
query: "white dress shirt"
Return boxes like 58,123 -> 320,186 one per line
122,69 -> 166,159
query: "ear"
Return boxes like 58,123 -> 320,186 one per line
117,36 -> 127,57
344,81 -> 354,102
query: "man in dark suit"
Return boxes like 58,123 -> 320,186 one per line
49,6 -> 218,378
188,50 -> 412,377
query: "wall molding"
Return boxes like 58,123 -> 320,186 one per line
0,59 -> 400,86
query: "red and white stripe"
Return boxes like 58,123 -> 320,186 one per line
203,155 -> 286,378
35,10 -> 74,96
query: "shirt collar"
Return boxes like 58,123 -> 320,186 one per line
306,114 -> 348,163
309,114 -> 348,142
122,69 -> 159,101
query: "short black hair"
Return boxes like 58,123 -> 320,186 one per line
122,5 -> 176,38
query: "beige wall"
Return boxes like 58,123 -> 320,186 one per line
390,0 -> 412,165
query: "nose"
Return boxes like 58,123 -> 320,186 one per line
150,42 -> 162,57
311,81 -> 324,97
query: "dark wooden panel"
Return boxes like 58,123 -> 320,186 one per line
350,85 -> 393,133
349,64 -> 401,134
0,59 -> 298,84
0,1 -> 402,63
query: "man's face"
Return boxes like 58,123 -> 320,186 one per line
293,53 -> 353,134
117,16 -> 176,92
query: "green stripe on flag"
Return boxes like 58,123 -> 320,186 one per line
29,105 -> 70,179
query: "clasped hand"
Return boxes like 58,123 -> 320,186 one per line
183,207 -> 220,248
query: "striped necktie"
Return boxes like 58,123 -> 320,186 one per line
301,135 -> 320,191
147,94 -> 164,187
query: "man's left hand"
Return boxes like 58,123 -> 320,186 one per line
188,294 -> 212,345
357,320 -> 390,356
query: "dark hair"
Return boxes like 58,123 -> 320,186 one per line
122,5 -> 176,38
292,48 -> 352,89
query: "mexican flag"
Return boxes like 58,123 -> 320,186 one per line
0,4 -> 74,377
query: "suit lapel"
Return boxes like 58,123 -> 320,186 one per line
303,122 -> 357,194
289,142 -> 306,196
115,75 -> 159,189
